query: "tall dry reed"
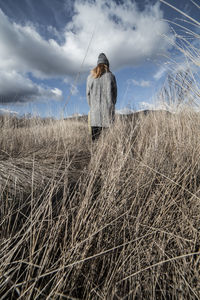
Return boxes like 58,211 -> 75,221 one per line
0,110 -> 200,299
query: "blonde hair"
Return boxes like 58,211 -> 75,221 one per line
91,63 -> 110,79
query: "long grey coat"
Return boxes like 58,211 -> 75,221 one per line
86,71 -> 117,127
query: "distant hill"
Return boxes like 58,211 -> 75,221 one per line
0,109 -> 171,129
65,110 -> 171,123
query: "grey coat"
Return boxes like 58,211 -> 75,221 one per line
86,71 -> 117,127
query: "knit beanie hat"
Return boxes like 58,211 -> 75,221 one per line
97,53 -> 109,67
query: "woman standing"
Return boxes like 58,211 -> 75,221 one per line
87,53 -> 117,141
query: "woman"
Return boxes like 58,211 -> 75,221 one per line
87,53 -> 117,141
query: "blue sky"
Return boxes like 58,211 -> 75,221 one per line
0,0 -> 199,118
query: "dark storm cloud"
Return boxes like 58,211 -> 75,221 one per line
0,71 -> 63,103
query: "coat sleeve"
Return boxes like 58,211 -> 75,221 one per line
86,76 -> 91,107
112,75 -> 117,105
105,73 -> 117,106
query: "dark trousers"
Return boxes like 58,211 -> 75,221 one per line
91,127 -> 103,141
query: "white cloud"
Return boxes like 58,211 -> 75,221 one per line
64,0 -> 174,70
154,66 -> 168,80
116,107 -> 135,115
132,79 -> 151,87
0,9 -> 79,78
0,0 -> 175,103
70,84 -> 79,96
0,108 -> 18,115
67,112 -> 83,118
51,88 -> 63,97
0,1 -> 174,75
139,101 -> 173,111
139,101 -> 158,110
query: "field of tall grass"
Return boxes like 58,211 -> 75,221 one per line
1,2 -> 200,298
0,109 -> 200,299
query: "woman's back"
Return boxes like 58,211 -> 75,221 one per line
86,53 -> 117,140
87,70 -> 117,127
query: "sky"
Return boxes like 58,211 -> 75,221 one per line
0,0 -> 199,118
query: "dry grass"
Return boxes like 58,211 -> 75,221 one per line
1,3 -> 200,298
0,110 -> 200,299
